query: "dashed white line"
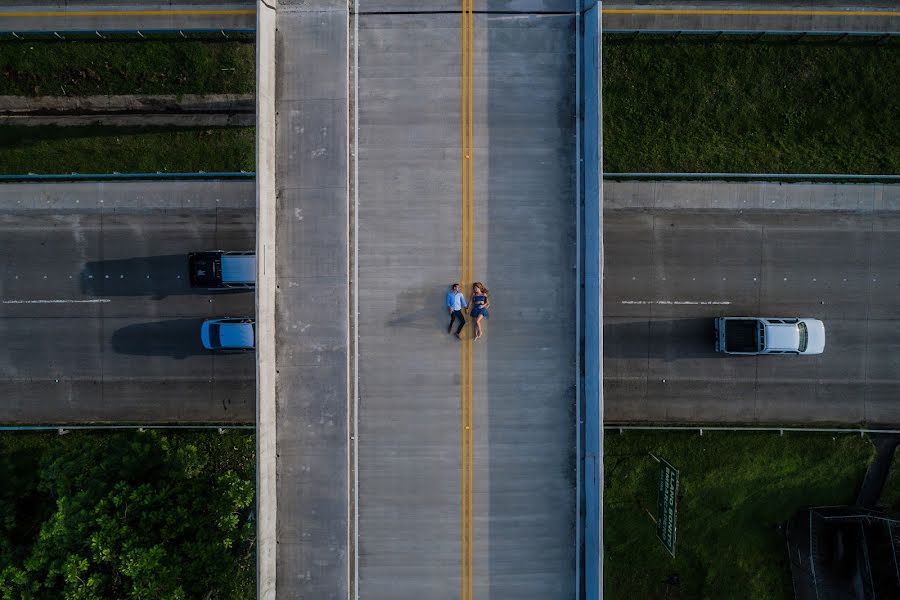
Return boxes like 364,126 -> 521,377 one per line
620,300 -> 732,305
1,299 -> 111,304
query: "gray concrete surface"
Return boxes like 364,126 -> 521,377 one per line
604,206 -> 900,426
271,2 -> 349,599
0,181 -> 256,424
255,0 -> 277,598
358,0 -> 574,11
603,1 -> 900,34
605,180 -> 900,212
0,2 -> 255,32
357,8 -> 576,599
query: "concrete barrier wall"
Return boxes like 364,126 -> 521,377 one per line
580,1 -> 603,599
255,1 -> 277,598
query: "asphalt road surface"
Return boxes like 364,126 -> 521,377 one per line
603,1 -> 900,34
0,189 -> 256,424
0,2 -> 255,32
604,209 -> 900,426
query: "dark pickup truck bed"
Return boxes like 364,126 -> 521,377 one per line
725,319 -> 759,353
188,252 -> 222,287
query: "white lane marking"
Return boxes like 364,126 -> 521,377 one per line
620,300 -> 731,305
1,299 -> 111,304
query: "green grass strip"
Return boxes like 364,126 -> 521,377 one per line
0,126 -> 254,174
604,431 -> 873,599
603,41 -> 900,174
0,39 -> 254,96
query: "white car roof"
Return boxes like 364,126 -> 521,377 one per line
765,323 -> 800,351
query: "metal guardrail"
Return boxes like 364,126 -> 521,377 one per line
580,2 -> 603,598
3,29 -> 895,40
605,172 -> 900,182
0,171 -> 254,182
0,424 -> 254,431
0,28 -> 255,39
608,425 -> 900,434
2,172 -> 896,184
605,29 -> 900,40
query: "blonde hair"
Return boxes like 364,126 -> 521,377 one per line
472,282 -> 489,296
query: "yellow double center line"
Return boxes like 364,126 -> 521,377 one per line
460,1 -> 473,599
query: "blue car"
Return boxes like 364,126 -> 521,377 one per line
201,317 -> 255,352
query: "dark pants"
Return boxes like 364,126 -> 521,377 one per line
449,310 -> 466,334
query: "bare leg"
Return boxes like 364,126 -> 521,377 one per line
475,315 -> 484,339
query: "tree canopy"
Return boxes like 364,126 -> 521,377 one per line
0,431 -> 255,599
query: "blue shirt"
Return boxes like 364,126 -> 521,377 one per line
447,291 -> 467,311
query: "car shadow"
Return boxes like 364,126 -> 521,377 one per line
81,255 -> 249,299
111,318 -> 208,359
604,318 -> 721,359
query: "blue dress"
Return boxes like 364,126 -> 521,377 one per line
471,294 -> 489,318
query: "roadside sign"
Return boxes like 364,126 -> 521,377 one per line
656,457 -> 679,557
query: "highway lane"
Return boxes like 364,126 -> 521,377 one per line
604,208 -> 900,426
0,182 -> 256,423
603,1 -> 900,34
0,2 -> 254,33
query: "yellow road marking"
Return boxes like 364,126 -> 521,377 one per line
466,3 -> 474,598
460,1 -> 473,599
460,0 -> 467,596
602,8 -> 900,17
0,9 -> 255,17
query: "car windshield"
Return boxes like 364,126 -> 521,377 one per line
208,324 -> 222,348
798,322 -> 808,352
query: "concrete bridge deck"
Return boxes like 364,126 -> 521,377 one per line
257,1 -> 589,598
355,6 -> 579,599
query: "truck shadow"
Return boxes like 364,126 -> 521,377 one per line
604,318 -> 720,359
111,318 -> 208,359
81,256 -> 249,299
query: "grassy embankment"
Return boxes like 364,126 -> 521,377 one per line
0,38 -> 255,174
1,126 -> 255,173
0,38 -> 254,96
604,430 -> 874,600
604,40 -> 900,174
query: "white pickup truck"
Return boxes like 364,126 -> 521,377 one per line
714,317 -> 825,355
